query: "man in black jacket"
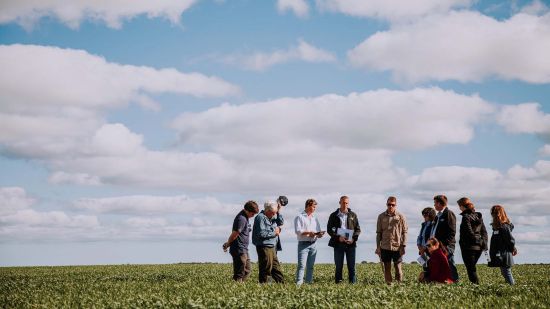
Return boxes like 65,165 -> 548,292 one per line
327,196 -> 361,283
431,194 -> 459,282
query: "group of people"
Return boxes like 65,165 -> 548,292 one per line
223,194 -> 517,285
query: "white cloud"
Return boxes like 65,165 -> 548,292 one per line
172,87 -> 493,151
316,0 -> 472,21
0,44 -> 239,158
348,11 -> 550,84
48,172 -> 102,186
406,162 -> 550,215
277,0 -> 309,18
73,195 -> 238,216
0,0 -> 197,30
497,103 -> 550,134
0,187 -> 35,216
539,144 -> 550,157
223,39 -> 336,71
521,0 -> 549,15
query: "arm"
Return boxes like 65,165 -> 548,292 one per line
400,215 -> 408,255
352,213 -> 361,242
502,225 -> 516,253
224,230 -> 240,249
274,213 -> 284,227
446,210 -> 456,246
463,215 -> 477,243
327,213 -> 337,237
481,221 -> 489,251
376,215 -> 382,250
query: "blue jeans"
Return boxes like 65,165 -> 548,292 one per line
500,267 -> 515,285
447,246 -> 459,282
295,241 -> 317,284
334,245 -> 356,283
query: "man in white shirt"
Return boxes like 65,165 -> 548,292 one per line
294,198 -> 324,285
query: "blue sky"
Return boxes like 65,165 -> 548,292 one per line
1,0 -> 550,266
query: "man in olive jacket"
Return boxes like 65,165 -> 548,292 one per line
327,196 -> 361,283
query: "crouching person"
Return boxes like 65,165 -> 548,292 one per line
419,238 -> 454,284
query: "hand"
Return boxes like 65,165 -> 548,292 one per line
375,248 -> 380,256
275,227 -> 281,236
308,231 -> 316,237
222,242 -> 229,252
399,246 -> 406,256
338,236 -> 346,243
345,239 -> 353,245
419,247 -> 425,255
512,248 -> 518,256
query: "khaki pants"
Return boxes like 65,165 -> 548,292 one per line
256,246 -> 284,283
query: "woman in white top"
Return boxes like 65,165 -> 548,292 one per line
294,198 -> 325,285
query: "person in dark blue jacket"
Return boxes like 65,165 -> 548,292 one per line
489,205 -> 518,285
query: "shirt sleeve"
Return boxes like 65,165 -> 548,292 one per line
294,215 -> 304,235
232,216 -> 246,233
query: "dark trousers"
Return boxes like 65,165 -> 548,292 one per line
447,246 -> 460,282
231,252 -> 251,281
334,245 -> 356,283
256,246 -> 284,283
461,248 -> 482,284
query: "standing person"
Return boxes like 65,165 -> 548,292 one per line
489,205 -> 518,285
417,207 -> 436,277
252,201 -> 285,283
223,200 -> 259,282
457,197 -> 488,284
431,194 -> 459,282
327,196 -> 361,283
375,196 -> 408,284
420,237 -> 454,284
294,198 -> 324,285
417,207 -> 436,256
274,196 -> 287,253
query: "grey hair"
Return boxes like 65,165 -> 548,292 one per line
264,201 -> 277,212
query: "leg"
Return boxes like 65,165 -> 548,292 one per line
346,246 -> 356,283
295,242 -> 308,284
270,248 -> 285,283
383,262 -> 393,284
242,253 -> 251,281
393,250 -> 403,282
231,252 -> 242,281
394,262 -> 403,283
305,243 -> 317,284
256,247 -> 269,283
500,267 -> 515,285
447,247 -> 459,282
333,246 -> 345,283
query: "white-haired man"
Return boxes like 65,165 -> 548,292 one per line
252,201 -> 285,283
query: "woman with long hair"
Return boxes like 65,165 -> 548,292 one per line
420,237 -> 453,284
489,205 -> 517,285
457,197 -> 488,284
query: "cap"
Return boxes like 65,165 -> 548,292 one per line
277,196 -> 288,206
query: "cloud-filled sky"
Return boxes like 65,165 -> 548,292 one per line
1,0 -> 550,266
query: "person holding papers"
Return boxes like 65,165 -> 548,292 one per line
327,196 -> 361,283
294,198 -> 325,285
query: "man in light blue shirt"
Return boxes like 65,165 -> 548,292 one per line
294,198 -> 325,285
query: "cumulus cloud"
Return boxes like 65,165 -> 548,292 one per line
316,0 -> 472,21
172,87 -> 493,151
0,187 -> 35,216
539,144 -> 550,157
406,162 -> 550,215
277,0 -> 309,18
0,44 -> 239,158
73,195 -> 238,216
348,11 -> 550,84
0,0 -> 197,30
497,103 -> 550,135
223,39 -> 336,71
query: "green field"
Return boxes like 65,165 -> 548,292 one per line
1,263 -> 549,308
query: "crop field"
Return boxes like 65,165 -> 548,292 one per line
1,263 -> 549,308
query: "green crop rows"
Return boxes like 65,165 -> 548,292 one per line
1,263 -> 549,308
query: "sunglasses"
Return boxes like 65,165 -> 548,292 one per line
386,203 -> 396,207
